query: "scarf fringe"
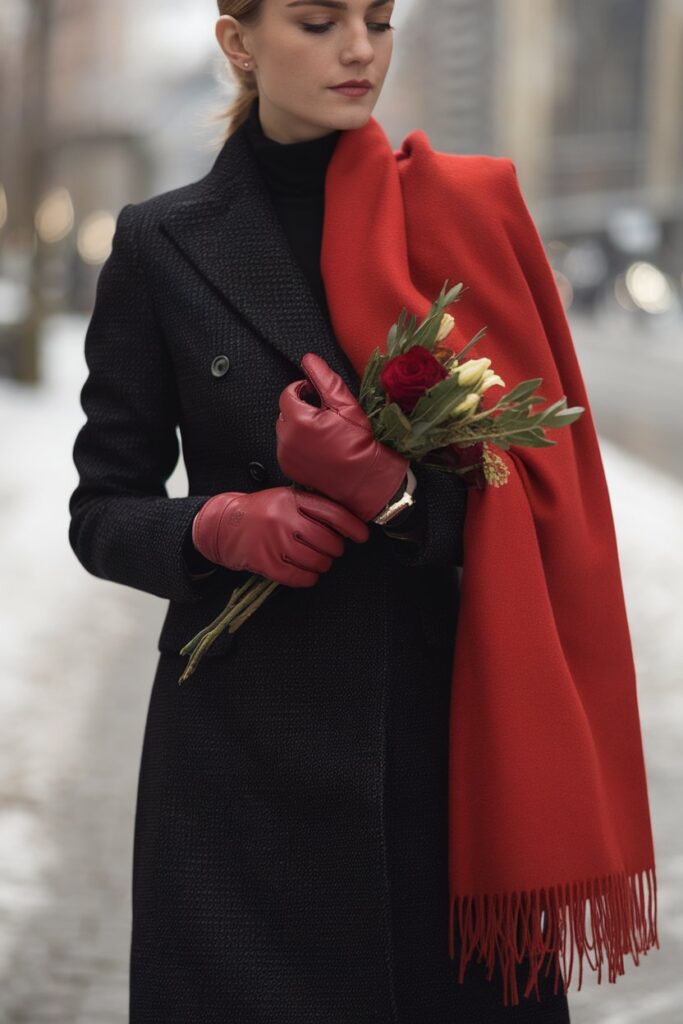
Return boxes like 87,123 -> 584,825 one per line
448,866 -> 659,1007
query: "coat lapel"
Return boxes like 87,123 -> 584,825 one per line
159,122 -> 360,392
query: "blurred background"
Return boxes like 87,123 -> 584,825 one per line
0,0 -> 681,1021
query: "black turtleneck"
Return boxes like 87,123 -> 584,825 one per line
243,96 -> 341,319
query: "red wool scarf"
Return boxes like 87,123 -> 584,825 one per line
319,115 -> 659,1005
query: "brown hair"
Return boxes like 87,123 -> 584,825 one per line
209,1 -> 265,144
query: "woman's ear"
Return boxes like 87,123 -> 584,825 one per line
215,14 -> 252,69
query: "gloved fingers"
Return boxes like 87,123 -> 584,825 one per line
294,490 -> 370,542
293,521 -> 345,560
277,379 -> 320,426
299,353 -> 369,429
280,549 -> 332,580
276,559 -> 321,587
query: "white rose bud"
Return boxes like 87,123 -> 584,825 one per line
436,313 -> 455,342
479,373 -> 506,393
452,392 -> 480,417
456,356 -> 491,388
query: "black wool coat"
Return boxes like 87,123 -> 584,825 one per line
68,117 -> 570,1024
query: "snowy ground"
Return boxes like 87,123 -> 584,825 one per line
0,313 -> 680,1022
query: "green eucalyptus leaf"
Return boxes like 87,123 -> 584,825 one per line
548,405 -> 585,426
512,432 -> 557,448
409,375 -> 472,430
359,348 -> 385,408
380,401 -> 413,439
496,378 -> 543,406
386,323 -> 398,357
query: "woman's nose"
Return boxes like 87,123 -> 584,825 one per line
340,25 -> 376,63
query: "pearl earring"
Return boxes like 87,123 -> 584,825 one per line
243,62 -> 250,68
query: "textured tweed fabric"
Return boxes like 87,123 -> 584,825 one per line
68,103 -> 570,1022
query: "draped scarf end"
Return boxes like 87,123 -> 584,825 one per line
448,865 -> 659,1007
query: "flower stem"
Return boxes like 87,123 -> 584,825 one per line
179,574 -> 259,658
227,579 -> 280,631
177,574 -> 277,684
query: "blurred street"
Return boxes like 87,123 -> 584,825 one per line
570,309 -> 683,482
0,311 -> 680,1022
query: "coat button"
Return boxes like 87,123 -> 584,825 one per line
211,354 -> 230,377
248,461 -> 268,483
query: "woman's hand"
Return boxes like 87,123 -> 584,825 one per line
276,353 -> 409,521
191,485 -> 369,588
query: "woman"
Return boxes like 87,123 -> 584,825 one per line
69,1 -> 657,1020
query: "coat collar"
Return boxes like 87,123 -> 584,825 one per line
158,119 -> 360,392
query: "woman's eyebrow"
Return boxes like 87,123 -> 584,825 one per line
285,1 -> 394,10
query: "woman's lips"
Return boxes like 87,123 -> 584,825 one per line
329,85 -> 371,97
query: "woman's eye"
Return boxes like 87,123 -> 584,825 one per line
301,22 -> 395,34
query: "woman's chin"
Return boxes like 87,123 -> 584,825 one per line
323,98 -> 377,129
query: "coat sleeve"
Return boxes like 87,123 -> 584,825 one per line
68,202 -> 227,604
375,460 -> 468,568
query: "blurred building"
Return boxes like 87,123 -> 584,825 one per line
383,0 -> 683,262
0,0 -> 222,320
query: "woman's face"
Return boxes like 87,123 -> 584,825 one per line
216,0 -> 395,143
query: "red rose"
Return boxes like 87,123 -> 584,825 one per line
379,345 -> 449,414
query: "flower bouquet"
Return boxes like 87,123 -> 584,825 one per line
177,280 -> 584,683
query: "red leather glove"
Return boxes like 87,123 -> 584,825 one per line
191,485 -> 369,588
276,353 -> 409,522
